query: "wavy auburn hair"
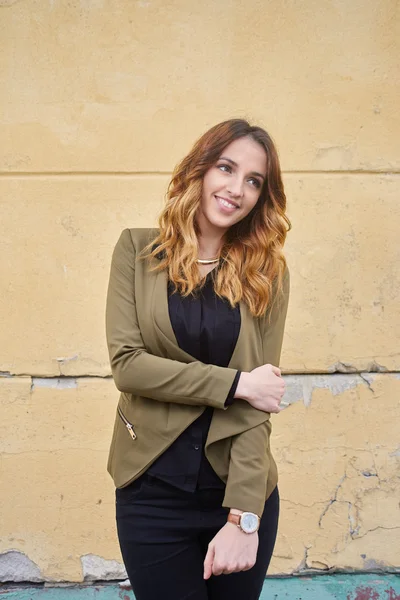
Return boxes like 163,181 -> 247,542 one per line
139,118 -> 291,319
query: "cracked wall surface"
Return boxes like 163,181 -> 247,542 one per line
0,374 -> 398,581
270,373 -> 400,575
1,0 -> 399,584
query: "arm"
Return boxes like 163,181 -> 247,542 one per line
105,228 -> 238,409
223,265 -> 291,515
203,266 -> 290,577
233,266 -> 290,409
203,422 -> 272,578
222,421 -> 272,515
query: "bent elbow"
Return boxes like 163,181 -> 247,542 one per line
112,374 -> 130,394
109,348 -> 146,394
111,366 -> 138,394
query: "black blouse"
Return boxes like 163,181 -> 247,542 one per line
146,264 -> 241,491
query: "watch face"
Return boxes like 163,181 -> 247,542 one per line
241,512 -> 259,533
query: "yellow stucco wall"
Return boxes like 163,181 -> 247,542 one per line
0,0 -> 399,582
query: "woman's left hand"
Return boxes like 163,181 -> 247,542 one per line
203,522 -> 259,579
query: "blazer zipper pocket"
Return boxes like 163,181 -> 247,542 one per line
117,405 -> 137,441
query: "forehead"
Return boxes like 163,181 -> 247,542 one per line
219,136 -> 267,175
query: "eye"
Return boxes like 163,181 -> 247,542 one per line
217,163 -> 231,173
248,177 -> 262,188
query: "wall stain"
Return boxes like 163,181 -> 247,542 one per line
347,587 -> 400,600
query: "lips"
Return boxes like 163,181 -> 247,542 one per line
215,195 -> 240,210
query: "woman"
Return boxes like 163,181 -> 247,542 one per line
105,118 -> 291,600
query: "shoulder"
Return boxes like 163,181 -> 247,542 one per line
126,227 -> 159,246
274,262 -> 290,304
269,262 -> 290,297
111,228 -> 160,266
116,227 -> 160,253
282,263 -> 290,287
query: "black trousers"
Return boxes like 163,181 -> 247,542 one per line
116,473 -> 280,600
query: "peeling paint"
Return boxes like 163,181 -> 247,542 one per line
328,361 -> 389,373
0,550 -> 42,583
329,361 -> 359,373
81,554 -> 127,581
55,354 -> 80,377
31,378 -> 77,390
282,373 -> 367,407
310,560 -> 330,570
362,470 -> 378,477
347,586 -> 385,599
55,355 -> 79,365
281,370 -> 400,408
0,575 -> 399,598
363,559 -> 391,572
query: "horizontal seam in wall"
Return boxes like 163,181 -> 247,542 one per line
0,170 -> 399,178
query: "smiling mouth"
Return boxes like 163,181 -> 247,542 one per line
215,195 -> 240,210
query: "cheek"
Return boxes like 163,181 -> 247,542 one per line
243,193 -> 261,215
201,174 -> 210,199
201,180 -> 217,209
202,170 -> 224,195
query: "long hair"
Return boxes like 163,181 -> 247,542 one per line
139,118 -> 291,319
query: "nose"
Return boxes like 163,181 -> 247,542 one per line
226,174 -> 244,198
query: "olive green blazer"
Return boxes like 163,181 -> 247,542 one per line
105,228 -> 290,516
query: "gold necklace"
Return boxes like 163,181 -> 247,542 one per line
197,257 -> 220,264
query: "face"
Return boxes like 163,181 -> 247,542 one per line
198,135 -> 267,235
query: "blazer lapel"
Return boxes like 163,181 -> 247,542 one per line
151,268 -> 197,363
147,255 -> 269,446
151,265 -> 260,371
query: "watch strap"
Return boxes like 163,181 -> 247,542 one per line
227,513 -> 241,528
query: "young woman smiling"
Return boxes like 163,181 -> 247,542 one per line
105,118 -> 291,600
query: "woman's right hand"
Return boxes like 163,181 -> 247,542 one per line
234,364 -> 285,413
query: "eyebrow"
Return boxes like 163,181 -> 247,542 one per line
218,156 -> 266,180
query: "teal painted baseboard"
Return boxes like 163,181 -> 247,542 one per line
1,575 -> 399,599
259,574 -> 400,599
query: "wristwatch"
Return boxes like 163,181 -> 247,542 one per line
227,511 -> 260,534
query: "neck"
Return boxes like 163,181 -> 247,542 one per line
196,214 -> 227,259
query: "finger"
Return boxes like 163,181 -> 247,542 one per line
203,545 -> 215,580
221,564 -> 236,575
212,563 -> 224,577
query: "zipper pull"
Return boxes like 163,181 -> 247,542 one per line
126,423 -> 137,440
117,405 -> 137,441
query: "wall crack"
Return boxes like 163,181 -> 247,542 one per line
318,473 -> 347,527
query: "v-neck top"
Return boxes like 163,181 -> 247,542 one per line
146,262 -> 241,491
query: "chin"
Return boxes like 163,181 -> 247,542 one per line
206,213 -> 237,230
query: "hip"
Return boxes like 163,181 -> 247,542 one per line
115,471 -> 280,535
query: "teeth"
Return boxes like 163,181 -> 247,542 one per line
217,196 -> 237,209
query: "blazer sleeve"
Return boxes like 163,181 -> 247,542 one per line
222,265 -> 290,516
105,228 -> 238,409
259,264 -> 290,366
